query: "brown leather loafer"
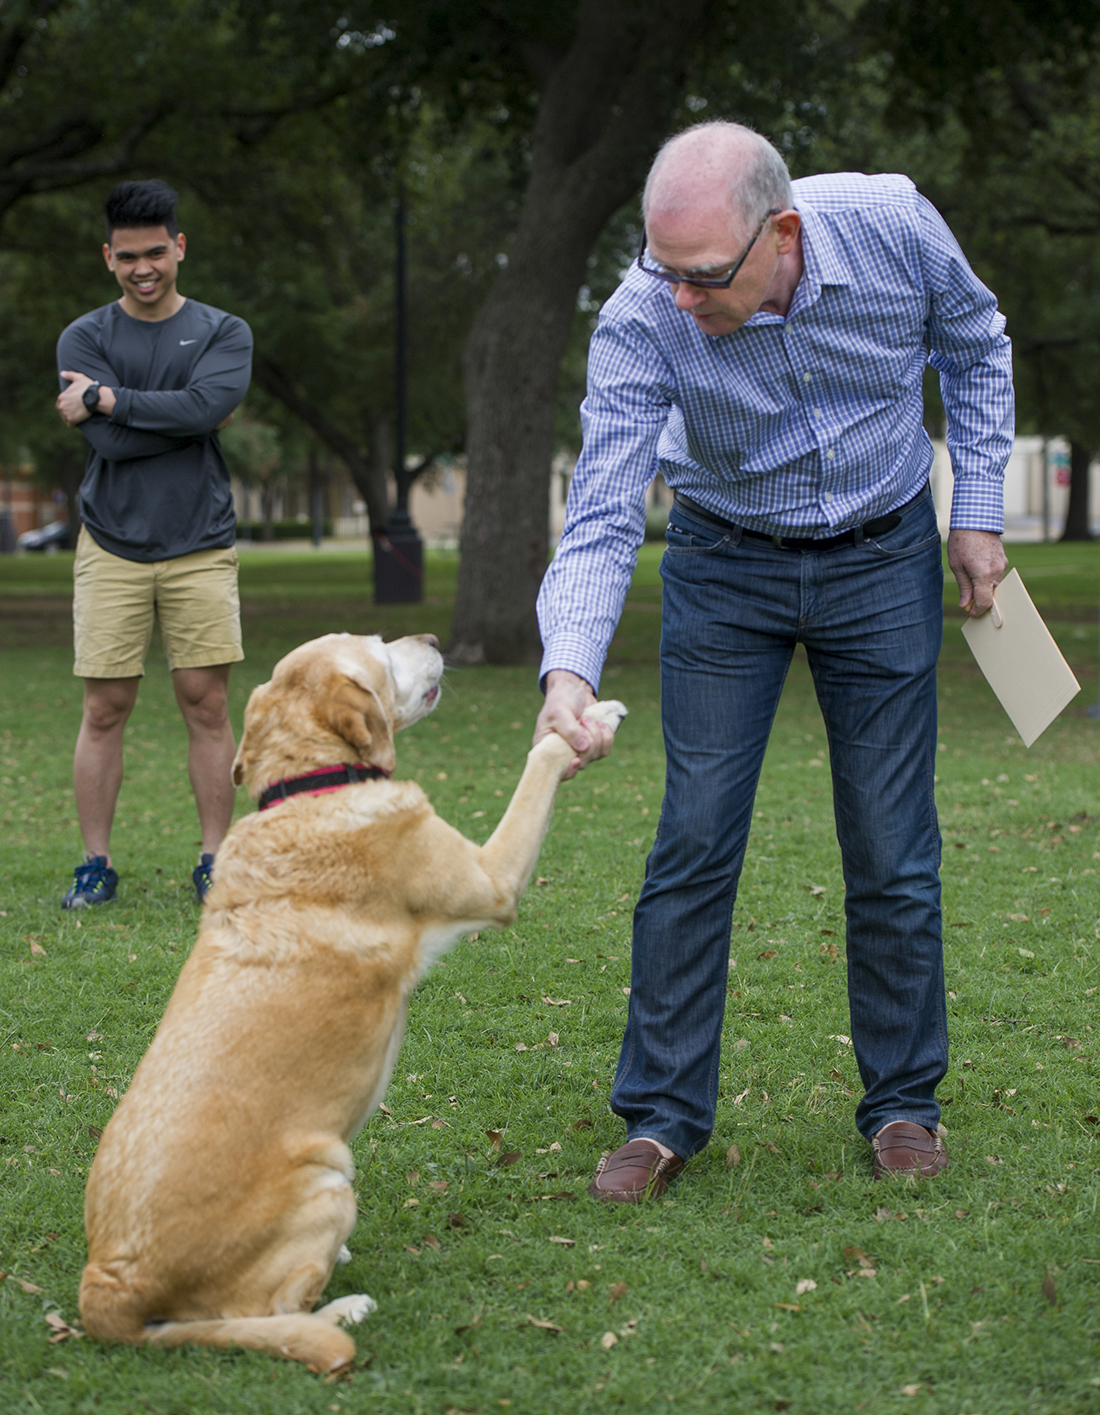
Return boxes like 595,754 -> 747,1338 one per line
871,1120 -> 949,1179
588,1139 -> 684,1202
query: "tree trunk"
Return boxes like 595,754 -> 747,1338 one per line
55,453 -> 85,550
448,0 -> 713,665
1060,440 -> 1095,541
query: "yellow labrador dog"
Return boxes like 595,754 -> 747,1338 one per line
79,631 -> 626,1372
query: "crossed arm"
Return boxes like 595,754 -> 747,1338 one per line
55,321 -> 251,456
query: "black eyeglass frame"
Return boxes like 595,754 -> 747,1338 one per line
636,207 -> 783,289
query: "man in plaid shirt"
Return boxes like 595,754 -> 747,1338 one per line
535,121 -> 1012,1198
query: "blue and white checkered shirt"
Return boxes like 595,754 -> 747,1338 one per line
537,171 -> 1014,691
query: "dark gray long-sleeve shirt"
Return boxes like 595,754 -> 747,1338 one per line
56,299 -> 253,561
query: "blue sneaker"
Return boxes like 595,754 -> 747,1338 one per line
61,855 -> 118,910
192,853 -> 215,903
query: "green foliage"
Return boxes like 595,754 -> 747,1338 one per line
2,544 -> 1100,1410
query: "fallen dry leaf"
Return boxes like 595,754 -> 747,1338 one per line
44,1313 -> 82,1343
774,1303 -> 799,1313
548,1236 -> 575,1247
378,1103 -> 393,1116
404,1245 -> 421,1256
515,1043 -> 528,1053
844,1246 -> 872,1265
526,1314 -> 563,1334
429,1180 -> 449,1194
542,997 -> 572,1007
12,1278 -> 43,1294
794,1278 -> 817,1296
576,1279 -> 591,1291
403,1198 -> 420,1208
608,1282 -> 628,1303
547,1032 -> 559,1048
874,1207 -> 896,1223
806,883 -> 826,896
29,941 -> 46,957
757,950 -> 778,961
1042,1273 -> 1059,1306
422,1234 -> 441,1251
486,1130 -> 503,1150
726,1143 -> 742,1169
600,1331 -> 618,1349
447,1213 -> 467,1229
407,1170 -> 420,1186
572,1118 -> 593,1131
498,1151 -> 521,1168
87,1126 -> 102,1143
901,1385 -> 922,1397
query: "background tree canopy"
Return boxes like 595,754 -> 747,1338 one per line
3,0 -> 1100,649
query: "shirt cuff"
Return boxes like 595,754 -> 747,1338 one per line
949,476 -> 1004,534
538,634 -> 605,696
110,388 -> 131,424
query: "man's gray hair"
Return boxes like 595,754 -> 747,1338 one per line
643,121 -> 793,233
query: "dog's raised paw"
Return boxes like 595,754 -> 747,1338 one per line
335,1244 -> 352,1265
585,700 -> 628,734
317,1292 -> 378,1327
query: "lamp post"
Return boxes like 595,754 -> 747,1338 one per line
374,186 -> 424,603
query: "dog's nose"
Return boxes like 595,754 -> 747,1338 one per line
422,634 -> 440,650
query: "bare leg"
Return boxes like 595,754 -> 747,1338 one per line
172,664 -> 237,856
74,678 -> 141,865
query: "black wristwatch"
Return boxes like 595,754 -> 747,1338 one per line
82,382 -> 102,411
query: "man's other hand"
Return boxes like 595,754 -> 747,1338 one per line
947,528 -> 1008,616
56,371 -> 95,427
535,669 -> 615,781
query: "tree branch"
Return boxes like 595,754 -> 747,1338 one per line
251,351 -> 390,533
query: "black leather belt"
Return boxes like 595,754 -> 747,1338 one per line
672,483 -> 928,552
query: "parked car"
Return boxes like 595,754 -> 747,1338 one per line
18,520 -> 70,552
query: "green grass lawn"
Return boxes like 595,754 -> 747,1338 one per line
2,540 -> 1100,1413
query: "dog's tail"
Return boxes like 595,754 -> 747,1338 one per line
80,1262 -> 366,1371
146,1313 -> 355,1371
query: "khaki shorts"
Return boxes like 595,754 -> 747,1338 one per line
73,528 -> 243,679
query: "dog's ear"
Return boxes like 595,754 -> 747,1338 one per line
322,678 -> 395,773
232,681 -> 273,788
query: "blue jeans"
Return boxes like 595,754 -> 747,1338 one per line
611,487 -> 947,1156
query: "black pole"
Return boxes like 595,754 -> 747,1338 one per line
394,189 -> 408,520
374,184 -> 423,603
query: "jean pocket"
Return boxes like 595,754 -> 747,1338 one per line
866,527 -> 942,560
665,520 -> 729,554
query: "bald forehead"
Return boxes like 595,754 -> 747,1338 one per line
645,128 -> 762,219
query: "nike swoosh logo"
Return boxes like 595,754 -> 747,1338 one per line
179,339 -> 197,345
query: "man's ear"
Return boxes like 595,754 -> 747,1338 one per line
232,681 -> 272,788
322,679 -> 395,773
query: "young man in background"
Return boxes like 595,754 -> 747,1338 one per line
55,179 -> 252,908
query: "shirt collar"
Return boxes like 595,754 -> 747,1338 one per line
743,199 -> 851,326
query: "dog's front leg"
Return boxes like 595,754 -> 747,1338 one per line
476,701 -> 627,912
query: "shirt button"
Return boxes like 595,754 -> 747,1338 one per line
803,372 -> 813,383
813,407 -> 822,417
823,492 -> 833,503
826,450 -> 835,461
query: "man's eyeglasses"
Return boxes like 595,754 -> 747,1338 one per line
636,208 -> 781,289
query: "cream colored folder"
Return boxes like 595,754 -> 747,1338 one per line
961,568 -> 1080,747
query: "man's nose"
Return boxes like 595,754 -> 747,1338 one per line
673,281 -> 706,310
